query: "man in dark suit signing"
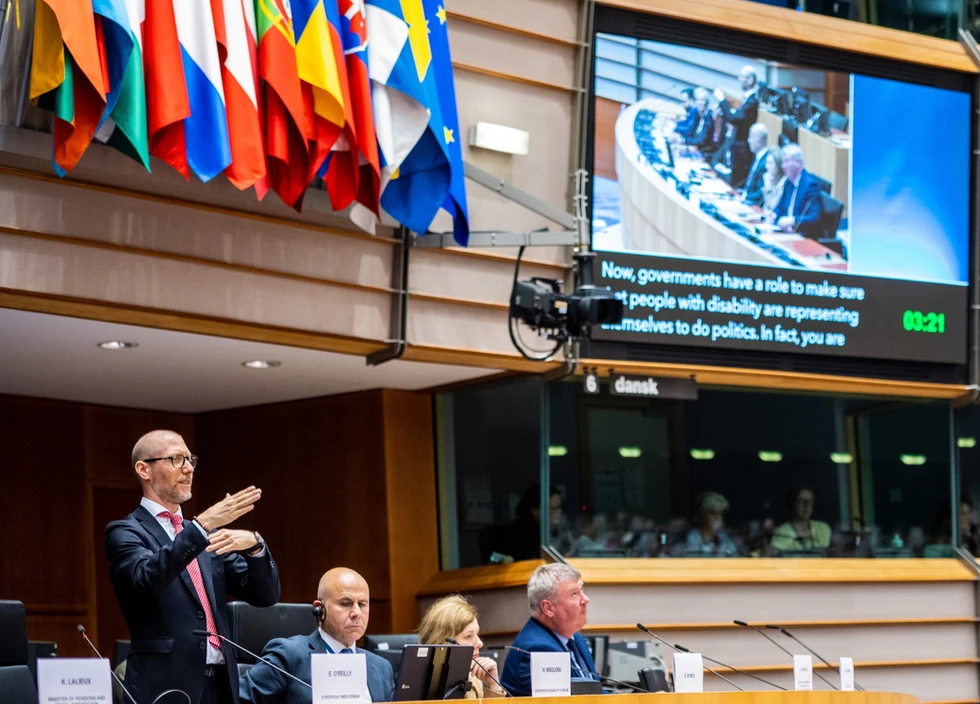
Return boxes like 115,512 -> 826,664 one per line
106,430 -> 280,704
500,564 -> 597,696
771,143 -> 823,237
239,567 -> 394,703
714,66 -> 760,187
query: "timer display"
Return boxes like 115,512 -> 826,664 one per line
903,310 -> 945,334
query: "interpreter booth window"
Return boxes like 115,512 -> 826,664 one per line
547,383 -> 956,559
436,377 -> 548,569
955,405 -> 980,558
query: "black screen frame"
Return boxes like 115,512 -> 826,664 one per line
583,5 -> 978,384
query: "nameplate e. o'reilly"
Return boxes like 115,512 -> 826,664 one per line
608,374 -> 697,399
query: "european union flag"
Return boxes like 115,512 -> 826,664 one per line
425,0 -> 469,245
378,0 -> 468,244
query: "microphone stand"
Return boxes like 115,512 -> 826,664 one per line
767,625 -> 863,691
76,625 -> 146,704
192,629 -> 312,690
736,621 -> 838,690
636,624 -> 743,691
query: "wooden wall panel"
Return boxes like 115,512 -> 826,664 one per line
381,390 -> 440,632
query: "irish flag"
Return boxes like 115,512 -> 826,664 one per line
30,0 -> 107,174
92,0 -> 150,170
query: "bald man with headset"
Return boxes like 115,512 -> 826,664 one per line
240,568 -> 395,704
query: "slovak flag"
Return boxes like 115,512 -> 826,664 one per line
172,0 -> 232,182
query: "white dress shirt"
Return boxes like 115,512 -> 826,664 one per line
140,497 -> 224,665
319,629 -> 372,701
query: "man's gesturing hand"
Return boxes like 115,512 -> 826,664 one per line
196,487 -> 262,532
206,529 -> 259,555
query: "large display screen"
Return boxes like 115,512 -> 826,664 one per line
589,27 -> 971,365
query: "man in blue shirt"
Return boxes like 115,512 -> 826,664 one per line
500,564 -> 597,696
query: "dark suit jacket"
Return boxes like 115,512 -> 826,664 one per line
773,169 -> 824,236
105,506 -> 281,704
720,91 -> 759,142
499,618 -> 597,697
743,147 -> 769,205
683,110 -> 711,148
239,630 -> 395,704
674,106 -> 699,138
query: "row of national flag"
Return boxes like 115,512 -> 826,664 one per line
28,0 -> 469,244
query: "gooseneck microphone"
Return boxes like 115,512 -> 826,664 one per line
503,644 -> 648,693
766,624 -> 862,691
445,638 -> 511,697
735,621 -> 838,690
77,625 -> 143,704
192,629 -> 312,690
636,624 -> 743,691
670,642 -> 785,691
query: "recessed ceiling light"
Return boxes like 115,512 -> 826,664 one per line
97,341 -> 138,350
242,360 -> 281,369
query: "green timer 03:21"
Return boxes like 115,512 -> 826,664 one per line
903,310 -> 945,334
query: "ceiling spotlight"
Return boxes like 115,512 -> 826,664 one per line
97,341 -> 138,350
242,360 -> 282,369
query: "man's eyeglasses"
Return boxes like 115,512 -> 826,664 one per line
142,454 -> 199,469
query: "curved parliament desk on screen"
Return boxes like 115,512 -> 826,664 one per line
418,559 -> 980,702
612,99 -> 845,271
410,694 -> 917,704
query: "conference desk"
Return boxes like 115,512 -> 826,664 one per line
612,99 -> 846,271
757,109 -> 850,215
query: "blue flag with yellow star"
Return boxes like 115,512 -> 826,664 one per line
378,0 -> 467,242
426,0 -> 469,245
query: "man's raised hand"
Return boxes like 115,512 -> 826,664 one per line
196,486 -> 262,531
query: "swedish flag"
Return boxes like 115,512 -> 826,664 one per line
378,0 -> 469,244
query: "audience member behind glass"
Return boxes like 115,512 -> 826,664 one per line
760,146 -> 785,212
742,123 -> 770,206
771,486 -> 832,552
418,596 -> 506,699
683,492 -> 739,556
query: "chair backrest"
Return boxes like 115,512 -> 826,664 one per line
810,173 -> 832,195
0,601 -> 28,667
639,667 -> 671,693
0,665 -> 39,704
27,641 -> 57,684
226,602 -> 316,664
828,111 -> 849,132
818,192 -> 844,239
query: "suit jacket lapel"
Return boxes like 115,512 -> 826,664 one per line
133,505 -> 204,608
367,659 -> 384,702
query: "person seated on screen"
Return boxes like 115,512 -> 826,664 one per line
681,88 -> 712,148
759,147 -> 786,212
499,563 -> 598,696
767,143 -> 823,236
742,123 -> 770,205
239,568 -> 395,704
673,88 -> 698,138
683,492 -> 739,557
771,486 -> 832,552
418,595 -> 507,699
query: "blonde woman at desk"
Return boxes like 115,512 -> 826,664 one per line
761,146 -> 785,213
418,595 -> 508,698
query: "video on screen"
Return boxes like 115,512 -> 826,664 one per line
591,34 -> 970,287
